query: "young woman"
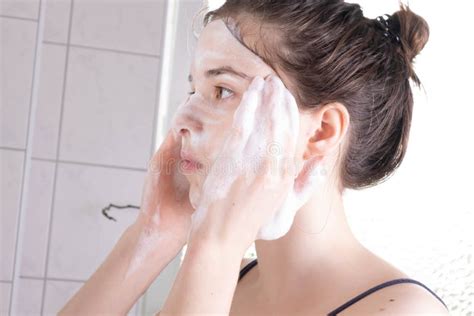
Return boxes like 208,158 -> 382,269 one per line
60,1 -> 450,315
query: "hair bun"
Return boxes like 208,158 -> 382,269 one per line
393,3 -> 430,63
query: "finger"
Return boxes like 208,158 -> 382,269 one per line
283,89 -> 300,147
267,75 -> 286,144
148,130 -> 181,175
267,76 -> 291,178
293,156 -> 322,198
229,76 -> 264,145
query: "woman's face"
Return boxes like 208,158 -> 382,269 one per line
172,19 -> 311,209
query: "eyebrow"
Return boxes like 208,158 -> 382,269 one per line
188,66 -> 250,82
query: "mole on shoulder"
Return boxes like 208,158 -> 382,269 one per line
389,299 -> 395,302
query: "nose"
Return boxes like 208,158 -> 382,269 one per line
171,111 -> 202,138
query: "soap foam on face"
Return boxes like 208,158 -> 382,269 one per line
171,19 -> 326,242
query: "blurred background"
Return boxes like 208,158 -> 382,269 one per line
0,0 -> 472,315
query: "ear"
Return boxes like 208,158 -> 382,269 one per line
302,102 -> 350,160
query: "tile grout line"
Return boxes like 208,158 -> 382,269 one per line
39,0 -> 75,313
0,146 -> 25,152
43,40 -> 160,59
20,275 -> 86,283
8,0 -> 46,314
0,14 -> 37,22
31,156 -> 147,172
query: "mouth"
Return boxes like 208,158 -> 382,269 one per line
179,150 -> 203,172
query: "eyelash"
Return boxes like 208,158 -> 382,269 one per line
188,86 -> 234,101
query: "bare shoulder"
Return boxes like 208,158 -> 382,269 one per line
339,281 -> 450,315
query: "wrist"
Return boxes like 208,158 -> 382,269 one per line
188,205 -> 255,257
126,220 -> 184,261
187,228 -> 248,261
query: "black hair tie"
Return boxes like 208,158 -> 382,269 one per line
375,14 -> 401,44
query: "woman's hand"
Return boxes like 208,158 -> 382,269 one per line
188,74 -> 311,255
132,130 -> 195,259
60,132 -> 194,315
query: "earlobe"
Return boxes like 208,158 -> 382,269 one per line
302,102 -> 350,160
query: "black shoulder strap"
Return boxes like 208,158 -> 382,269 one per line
327,278 -> 448,315
238,258 -> 258,282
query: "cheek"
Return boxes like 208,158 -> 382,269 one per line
202,126 -> 232,159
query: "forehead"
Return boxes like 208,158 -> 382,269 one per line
191,19 -> 273,77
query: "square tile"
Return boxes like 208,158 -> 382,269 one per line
31,43 -> 67,160
13,278 -> 43,315
47,162 -> 145,280
59,47 -> 158,169
20,160 -> 56,277
43,280 -> 82,315
0,18 -> 37,149
71,0 -> 165,55
0,282 -> 11,315
0,0 -> 40,20
0,149 -> 25,281
43,0 -> 71,43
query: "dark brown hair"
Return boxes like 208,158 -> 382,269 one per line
202,0 -> 429,190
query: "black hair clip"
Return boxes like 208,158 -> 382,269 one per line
375,14 -> 401,44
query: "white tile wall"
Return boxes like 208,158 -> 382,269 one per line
0,0 -> 40,20
14,278 -> 43,315
0,150 -> 25,281
70,0 -> 166,55
0,18 -> 37,149
31,44 -> 67,160
42,280 -> 83,315
47,162 -> 145,280
1,0 -> 179,314
0,282 -> 12,316
43,0 -> 71,43
20,160 -> 56,277
59,47 -> 158,169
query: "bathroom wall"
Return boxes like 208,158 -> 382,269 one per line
0,0 -> 202,314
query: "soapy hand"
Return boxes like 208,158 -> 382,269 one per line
188,75 -> 320,254
134,130 -> 194,251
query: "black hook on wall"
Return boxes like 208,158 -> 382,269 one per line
101,203 -> 140,221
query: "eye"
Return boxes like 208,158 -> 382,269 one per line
215,86 -> 234,100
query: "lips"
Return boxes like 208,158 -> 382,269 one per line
179,150 -> 203,172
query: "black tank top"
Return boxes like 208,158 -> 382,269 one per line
238,258 -> 449,315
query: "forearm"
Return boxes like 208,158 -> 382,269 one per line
160,237 -> 243,315
59,219 -> 182,315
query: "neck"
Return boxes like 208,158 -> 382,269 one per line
253,182 -> 364,301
